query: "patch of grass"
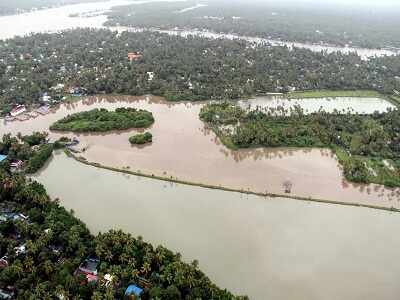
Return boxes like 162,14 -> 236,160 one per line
287,90 -> 383,99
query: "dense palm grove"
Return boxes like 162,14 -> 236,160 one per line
50,108 -> 154,132
106,0 -> 400,49
1,29 -> 400,113
0,135 -> 245,299
200,103 -> 400,187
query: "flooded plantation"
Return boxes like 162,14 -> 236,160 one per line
2,95 -> 400,209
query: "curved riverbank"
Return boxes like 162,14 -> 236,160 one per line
65,150 -> 400,213
31,150 -> 400,300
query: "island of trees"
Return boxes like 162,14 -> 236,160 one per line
0,133 -> 246,299
1,29 -> 399,114
129,132 -> 153,145
50,108 -> 154,132
200,102 -> 400,187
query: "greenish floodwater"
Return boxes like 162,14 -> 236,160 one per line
32,152 -> 400,300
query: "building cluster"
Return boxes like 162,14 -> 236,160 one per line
72,257 -> 147,299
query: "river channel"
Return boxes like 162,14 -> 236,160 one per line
30,151 -> 400,300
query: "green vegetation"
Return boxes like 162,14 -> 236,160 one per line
50,108 -> 154,132
129,132 -> 153,145
200,102 -> 400,187
1,29 -> 400,111
287,90 -> 384,99
106,0 -> 400,49
0,158 -> 245,299
25,144 -> 53,174
0,132 -> 53,174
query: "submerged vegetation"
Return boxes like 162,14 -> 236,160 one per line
50,108 -> 154,132
0,133 -> 246,298
200,103 -> 400,187
129,132 -> 153,145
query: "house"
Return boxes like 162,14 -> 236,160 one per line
146,72 -> 154,81
10,160 -> 23,171
103,274 -> 114,287
75,257 -> 100,283
0,288 -> 13,299
0,256 -> 8,268
41,93 -> 52,103
0,155 -> 7,163
14,244 -> 26,256
10,105 -> 26,117
128,52 -> 143,62
124,284 -> 144,300
36,105 -> 50,115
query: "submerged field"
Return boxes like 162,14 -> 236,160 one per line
200,101 -> 400,188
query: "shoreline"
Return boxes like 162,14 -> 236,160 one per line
64,150 -> 400,213
2,90 -> 396,120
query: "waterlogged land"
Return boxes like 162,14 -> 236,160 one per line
31,151 -> 400,300
238,96 -> 396,114
2,95 -> 400,209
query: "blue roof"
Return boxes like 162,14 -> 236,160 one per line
0,155 -> 7,162
125,284 -> 143,297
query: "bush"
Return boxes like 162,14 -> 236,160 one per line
129,132 -> 153,145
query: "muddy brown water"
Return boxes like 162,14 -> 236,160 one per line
31,151 -> 400,300
2,95 -> 400,209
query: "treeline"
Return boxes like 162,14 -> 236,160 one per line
50,108 -> 154,132
106,0 -> 400,49
200,103 -> 400,187
1,29 -> 399,111
0,146 -> 245,299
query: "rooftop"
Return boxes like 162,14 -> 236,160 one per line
125,284 -> 144,297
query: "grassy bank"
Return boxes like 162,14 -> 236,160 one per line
287,90 -> 384,99
64,150 -> 400,213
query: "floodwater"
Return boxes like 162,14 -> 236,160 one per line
0,0 -> 398,59
2,95 -> 400,209
238,96 -> 397,114
31,151 -> 400,300
0,0 -> 182,40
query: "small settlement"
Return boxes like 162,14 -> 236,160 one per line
2,85 -> 87,122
